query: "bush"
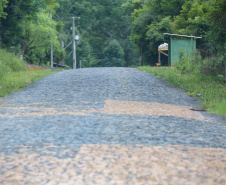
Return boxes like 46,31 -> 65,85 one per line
0,49 -> 26,79
200,55 -> 224,76
103,39 -> 125,67
178,51 -> 225,77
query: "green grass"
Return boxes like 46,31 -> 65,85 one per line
138,66 -> 226,116
0,48 -> 61,97
0,49 -> 26,78
0,69 -> 61,97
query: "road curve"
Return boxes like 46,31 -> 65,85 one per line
0,68 -> 225,185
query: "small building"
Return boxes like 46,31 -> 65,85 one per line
158,33 -> 202,66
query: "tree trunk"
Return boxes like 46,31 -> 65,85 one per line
224,57 -> 226,83
139,42 -> 143,66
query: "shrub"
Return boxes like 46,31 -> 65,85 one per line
0,49 -> 26,79
178,51 -> 225,77
200,55 -> 224,76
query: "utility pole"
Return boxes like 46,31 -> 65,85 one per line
72,17 -> 76,69
72,17 -> 80,69
50,7 -> 53,68
61,40 -> 65,65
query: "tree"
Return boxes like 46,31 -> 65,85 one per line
0,0 -> 7,19
20,9 -> 62,64
0,0 -> 38,49
55,0 -> 138,68
103,39 -> 125,67
208,0 -> 226,81
170,0 -> 210,36
130,0 -> 185,65
208,0 -> 226,54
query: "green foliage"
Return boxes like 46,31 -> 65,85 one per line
0,0 -> 64,66
103,40 -> 125,67
177,51 -> 225,77
0,0 -> 7,19
138,66 -> 226,116
76,39 -> 98,68
43,0 -> 59,9
0,49 -> 26,79
0,0 -> 225,69
176,52 -> 190,72
208,0 -> 226,54
21,9 -> 61,62
146,16 -> 172,54
129,0 -> 224,67
200,55 -> 225,77
0,0 -> 38,48
170,0 -> 210,36
146,16 -> 172,41
55,0 -> 138,68
129,0 -> 185,65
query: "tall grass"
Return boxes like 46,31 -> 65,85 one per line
0,49 -> 26,79
0,49 -> 61,97
138,66 -> 226,116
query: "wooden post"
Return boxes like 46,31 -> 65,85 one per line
72,17 -> 76,69
158,50 -> 161,65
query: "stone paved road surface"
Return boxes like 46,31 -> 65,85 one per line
0,68 -> 225,185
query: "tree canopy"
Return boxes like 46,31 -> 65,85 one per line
0,0 -> 225,67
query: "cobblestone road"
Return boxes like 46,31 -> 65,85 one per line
0,68 -> 225,185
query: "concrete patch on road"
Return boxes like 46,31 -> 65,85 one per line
0,144 -> 225,185
101,100 -> 205,121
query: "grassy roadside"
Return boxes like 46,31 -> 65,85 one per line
138,66 -> 226,116
0,48 -> 62,97
0,68 -> 62,97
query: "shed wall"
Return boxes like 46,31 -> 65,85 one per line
169,38 -> 196,66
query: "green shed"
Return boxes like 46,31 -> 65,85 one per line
163,33 -> 202,66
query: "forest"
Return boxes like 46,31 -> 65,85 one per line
0,0 -> 225,68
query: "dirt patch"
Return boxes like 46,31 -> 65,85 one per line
26,65 -> 48,71
101,100 -> 205,121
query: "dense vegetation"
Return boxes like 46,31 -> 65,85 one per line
0,0 -> 225,69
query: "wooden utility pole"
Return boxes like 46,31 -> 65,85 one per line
61,40 -> 65,65
72,17 -> 76,69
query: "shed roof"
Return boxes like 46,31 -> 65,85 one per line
163,33 -> 202,39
